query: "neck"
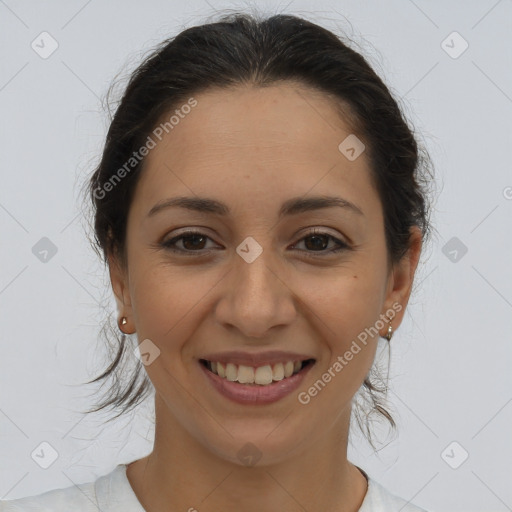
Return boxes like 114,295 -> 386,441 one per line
126,394 -> 368,512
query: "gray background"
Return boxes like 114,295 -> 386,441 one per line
1,1 -> 511,511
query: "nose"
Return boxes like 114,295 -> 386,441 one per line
214,242 -> 297,339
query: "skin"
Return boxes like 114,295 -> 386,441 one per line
108,82 -> 422,512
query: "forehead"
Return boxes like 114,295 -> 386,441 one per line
154,82 -> 355,162
131,82 -> 378,217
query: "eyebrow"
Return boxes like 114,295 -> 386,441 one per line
147,195 -> 364,218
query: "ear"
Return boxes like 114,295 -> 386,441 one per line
380,226 -> 423,334
108,250 -> 135,334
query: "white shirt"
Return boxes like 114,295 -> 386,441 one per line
0,463 -> 429,511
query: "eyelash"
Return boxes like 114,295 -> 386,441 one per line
160,228 -> 349,257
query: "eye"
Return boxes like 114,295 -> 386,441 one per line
160,228 -> 349,257
161,230 -> 219,255
292,228 -> 349,256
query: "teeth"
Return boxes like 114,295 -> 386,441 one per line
254,365 -> 273,385
205,359 -> 309,386
238,365 -> 255,384
226,363 -> 237,382
272,363 -> 284,381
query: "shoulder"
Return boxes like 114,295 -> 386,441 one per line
0,479 -> 97,511
360,475 -> 430,512
0,464 -> 141,512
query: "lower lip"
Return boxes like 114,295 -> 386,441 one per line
199,361 -> 314,405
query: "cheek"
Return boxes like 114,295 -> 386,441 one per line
129,259 -> 227,367
128,267 -> 203,396
296,264 -> 386,343
293,271 -> 385,409
131,265 -> 203,335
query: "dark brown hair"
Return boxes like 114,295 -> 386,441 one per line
81,11 -> 434,450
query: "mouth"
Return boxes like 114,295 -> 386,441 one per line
199,358 -> 316,386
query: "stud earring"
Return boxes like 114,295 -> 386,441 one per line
119,316 -> 128,333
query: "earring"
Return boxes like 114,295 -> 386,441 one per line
384,324 -> 393,342
119,316 -> 128,333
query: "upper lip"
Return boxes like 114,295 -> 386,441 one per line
200,350 -> 316,367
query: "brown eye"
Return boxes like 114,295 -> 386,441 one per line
180,234 -> 208,250
293,229 -> 349,256
304,233 -> 330,251
161,231 -> 218,255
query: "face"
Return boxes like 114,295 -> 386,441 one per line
109,82 -> 421,466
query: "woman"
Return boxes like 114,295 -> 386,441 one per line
1,12 -> 433,512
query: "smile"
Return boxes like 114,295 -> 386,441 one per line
200,359 -> 315,386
